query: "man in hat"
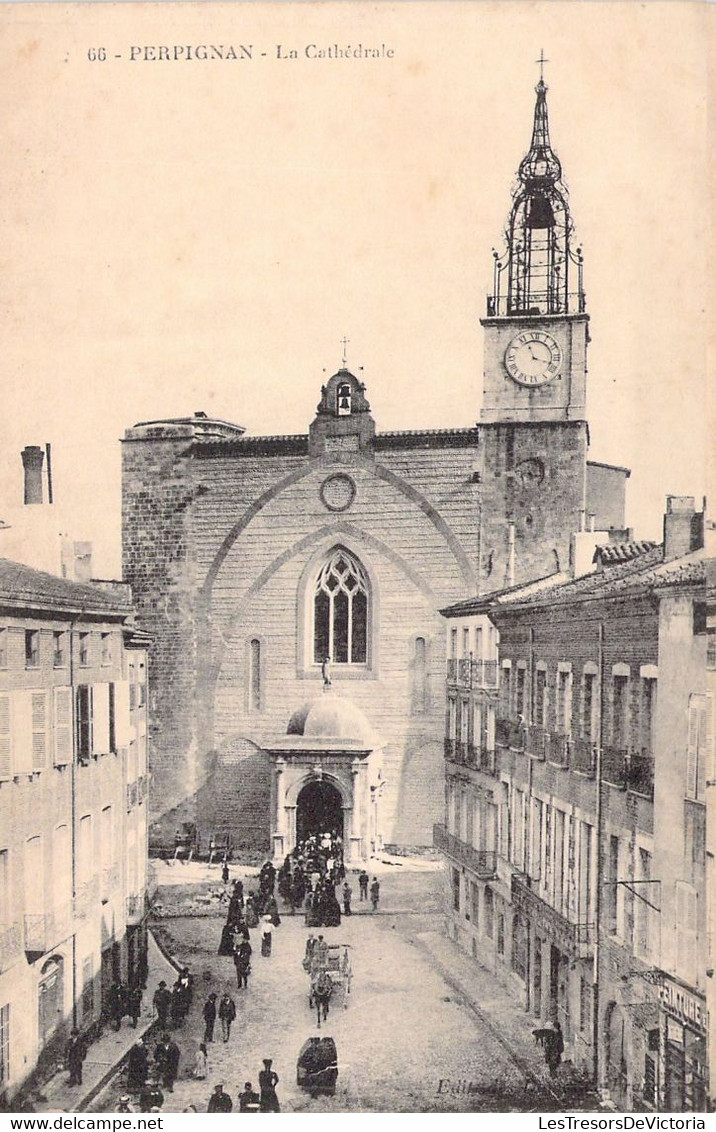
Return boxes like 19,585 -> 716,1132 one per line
127,1035 -> 149,1093
152,980 -> 171,1030
114,1096 -> 135,1113
358,869 -> 369,900
203,992 -> 218,1042
127,983 -> 143,1029
370,876 -> 380,911
238,1082 -> 261,1112
207,1083 -> 233,1112
342,881 -> 352,916
66,1029 -> 86,1087
109,980 -> 125,1031
154,1032 -> 180,1093
218,991 -> 237,1043
258,1059 -> 280,1112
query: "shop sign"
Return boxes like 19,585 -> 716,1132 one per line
659,977 -> 707,1035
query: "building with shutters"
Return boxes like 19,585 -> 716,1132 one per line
121,74 -> 630,856
0,558 -> 150,1103
438,496 -> 713,1111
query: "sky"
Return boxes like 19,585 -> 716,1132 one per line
0,1 -> 710,576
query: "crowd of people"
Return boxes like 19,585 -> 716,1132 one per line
115,1054 -> 280,1114
276,832 -> 352,927
63,843 -> 385,1113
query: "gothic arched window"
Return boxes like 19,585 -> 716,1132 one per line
313,548 -> 368,665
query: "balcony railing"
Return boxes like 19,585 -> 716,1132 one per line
434,823 -> 497,879
486,284 -> 586,319
24,907 -> 71,954
548,732 -> 570,767
445,737 -> 498,776
458,659 -> 471,684
495,717 -> 511,747
478,744 -> 497,776
446,658 -> 499,689
572,738 -> 596,776
74,877 -> 100,920
511,874 -> 595,960
525,724 -> 547,760
625,752 -> 654,799
0,923 -> 22,973
602,747 -> 654,798
508,720 -> 525,750
465,744 -> 479,769
602,745 -> 628,787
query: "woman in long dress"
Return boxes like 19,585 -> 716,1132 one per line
218,921 -> 235,957
261,915 -> 273,957
193,1043 -> 208,1080
245,895 -> 259,929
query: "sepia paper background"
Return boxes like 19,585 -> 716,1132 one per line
0,1 -> 711,572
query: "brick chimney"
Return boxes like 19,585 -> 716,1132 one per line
21,446 -> 44,505
663,496 -> 704,561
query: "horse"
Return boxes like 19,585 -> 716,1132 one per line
310,970 -> 333,1028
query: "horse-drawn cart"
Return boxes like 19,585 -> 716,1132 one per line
303,943 -> 352,1026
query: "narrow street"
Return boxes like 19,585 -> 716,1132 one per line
93,864 -> 551,1113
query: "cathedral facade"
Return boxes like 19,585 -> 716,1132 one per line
122,77 -> 627,854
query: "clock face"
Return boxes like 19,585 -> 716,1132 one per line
504,331 -> 562,387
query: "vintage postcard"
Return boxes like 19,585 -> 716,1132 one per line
0,0 -> 711,1119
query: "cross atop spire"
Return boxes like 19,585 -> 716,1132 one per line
340,336 -> 350,368
521,73 -> 561,186
536,48 -> 549,83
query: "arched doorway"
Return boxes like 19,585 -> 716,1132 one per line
296,780 -> 343,844
38,956 -> 64,1044
605,1001 -> 629,1108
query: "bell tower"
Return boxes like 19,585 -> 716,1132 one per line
478,66 -> 589,589
480,71 -> 588,423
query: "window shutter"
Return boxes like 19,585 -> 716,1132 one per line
0,694 -> 11,780
675,882 -> 697,984
13,691 -> 33,775
92,683 -> 110,755
31,691 -> 47,770
113,680 -> 130,749
54,687 -> 73,766
686,698 -> 700,800
701,695 -> 713,794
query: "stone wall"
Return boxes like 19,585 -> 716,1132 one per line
479,421 -> 588,588
123,428 -> 483,848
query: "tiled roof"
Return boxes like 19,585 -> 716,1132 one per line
493,547 -> 707,614
0,558 -> 132,616
440,572 -> 570,617
594,540 -> 657,565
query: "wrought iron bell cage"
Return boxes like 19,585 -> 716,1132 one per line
487,79 -> 585,318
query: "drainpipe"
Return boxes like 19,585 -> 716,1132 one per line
593,620 -> 605,1087
507,522 -> 516,589
524,627 -> 535,1014
69,614 -> 78,1029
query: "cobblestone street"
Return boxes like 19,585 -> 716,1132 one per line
91,864 -> 566,1113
